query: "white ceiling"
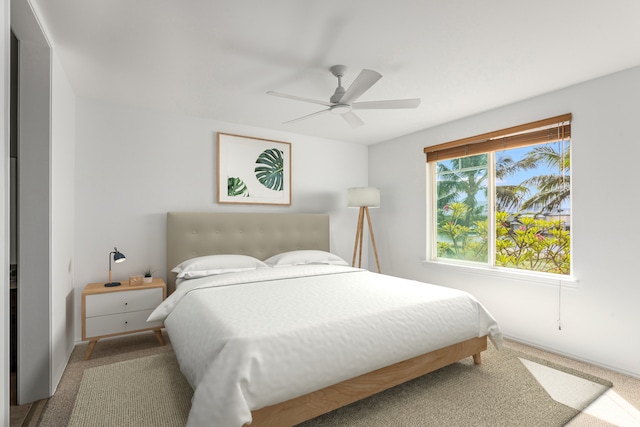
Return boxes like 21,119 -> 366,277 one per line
28,0 -> 640,145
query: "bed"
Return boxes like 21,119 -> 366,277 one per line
151,212 -> 502,427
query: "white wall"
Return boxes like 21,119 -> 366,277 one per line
73,98 -> 368,339
50,52 -> 76,390
369,65 -> 640,378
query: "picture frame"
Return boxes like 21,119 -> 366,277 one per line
217,133 -> 292,205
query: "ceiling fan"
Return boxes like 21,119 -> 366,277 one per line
267,65 -> 421,128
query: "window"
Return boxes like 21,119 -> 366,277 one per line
425,114 -> 571,276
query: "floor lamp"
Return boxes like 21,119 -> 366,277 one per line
348,187 -> 381,273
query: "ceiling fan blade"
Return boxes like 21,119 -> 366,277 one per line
341,111 -> 365,128
352,98 -> 421,110
282,108 -> 331,124
267,91 -> 332,107
339,69 -> 382,104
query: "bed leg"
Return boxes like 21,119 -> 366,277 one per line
473,352 -> 482,365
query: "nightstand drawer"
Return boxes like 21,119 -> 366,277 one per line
85,288 -> 162,317
85,309 -> 162,338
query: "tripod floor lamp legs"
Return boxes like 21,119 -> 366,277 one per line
351,206 -> 381,273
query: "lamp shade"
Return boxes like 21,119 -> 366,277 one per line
348,187 -> 380,208
113,250 -> 126,263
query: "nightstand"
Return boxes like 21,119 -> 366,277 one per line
81,277 -> 167,360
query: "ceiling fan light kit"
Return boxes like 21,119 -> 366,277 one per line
330,104 -> 351,115
267,65 -> 420,128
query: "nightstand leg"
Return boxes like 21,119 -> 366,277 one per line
153,329 -> 166,346
84,340 -> 98,360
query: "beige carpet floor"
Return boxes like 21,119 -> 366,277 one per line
68,352 -> 192,427
33,332 -> 640,427
66,346 -> 610,427
37,333 -> 176,427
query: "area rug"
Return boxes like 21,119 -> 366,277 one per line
67,345 -> 612,427
67,352 -> 192,427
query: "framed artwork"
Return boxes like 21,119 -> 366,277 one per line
217,133 -> 292,205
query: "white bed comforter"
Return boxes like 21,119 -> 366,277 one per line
148,265 -> 502,427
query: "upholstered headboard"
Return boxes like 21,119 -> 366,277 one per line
166,212 -> 330,293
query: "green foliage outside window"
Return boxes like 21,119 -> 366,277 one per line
437,202 -> 488,262
437,208 -> 570,274
495,212 -> 570,274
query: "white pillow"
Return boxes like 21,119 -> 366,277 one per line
172,254 -> 268,279
264,250 -> 349,267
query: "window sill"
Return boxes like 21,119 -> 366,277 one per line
421,259 -> 578,287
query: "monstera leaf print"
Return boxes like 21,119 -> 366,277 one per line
255,148 -> 284,191
227,177 -> 249,197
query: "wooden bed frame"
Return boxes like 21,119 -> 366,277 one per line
166,212 -> 488,426
250,336 -> 487,426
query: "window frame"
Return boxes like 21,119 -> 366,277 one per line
425,115 -> 574,281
